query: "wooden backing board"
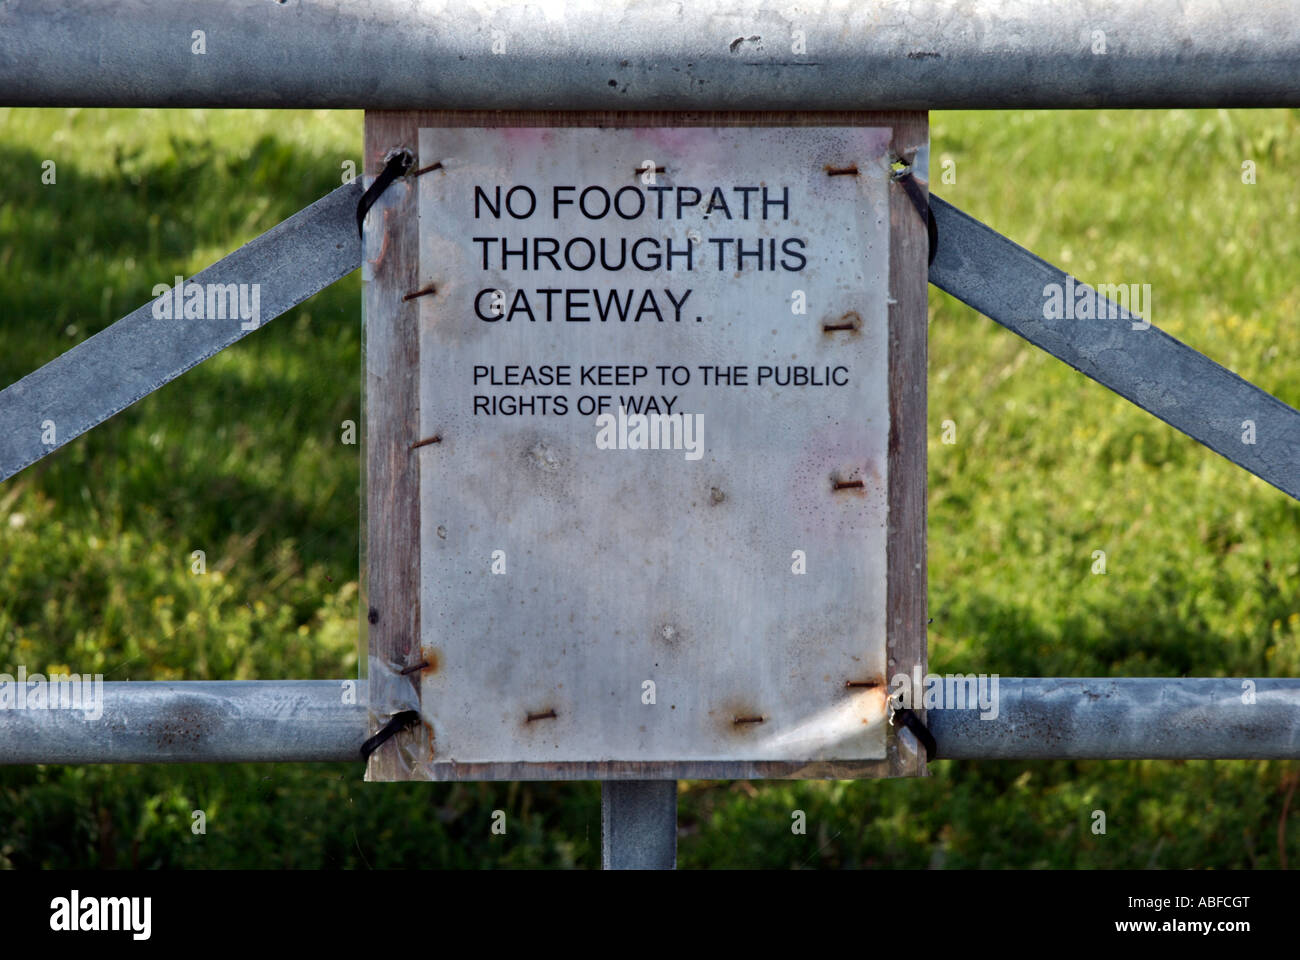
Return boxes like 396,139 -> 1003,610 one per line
363,110 -> 928,781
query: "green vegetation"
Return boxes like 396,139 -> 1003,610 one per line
1,107 -> 1297,868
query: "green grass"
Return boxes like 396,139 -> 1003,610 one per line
1,107 -> 1298,869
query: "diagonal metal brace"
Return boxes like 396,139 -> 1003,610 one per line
6,184 -> 1294,501
0,181 -> 363,485
929,195 -> 1300,501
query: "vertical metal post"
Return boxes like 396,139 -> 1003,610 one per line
601,780 -> 677,869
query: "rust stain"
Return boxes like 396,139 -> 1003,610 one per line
841,680 -> 890,732
367,208 -> 392,270
148,705 -> 210,750
822,310 -> 861,334
713,699 -> 767,737
832,478 -> 866,492
402,283 -> 438,302
401,648 -> 440,676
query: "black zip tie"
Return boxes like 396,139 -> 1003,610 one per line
360,709 -> 421,761
890,703 -> 937,762
891,165 -> 938,265
357,149 -> 415,238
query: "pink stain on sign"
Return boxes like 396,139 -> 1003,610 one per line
634,127 -> 709,154
499,127 -> 556,153
633,126 -> 895,176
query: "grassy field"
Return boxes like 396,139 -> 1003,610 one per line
0,106 -> 1297,868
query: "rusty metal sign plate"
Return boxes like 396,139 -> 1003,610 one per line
410,126 -> 893,775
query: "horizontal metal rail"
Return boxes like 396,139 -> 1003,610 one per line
0,681 -> 364,764
3,1 -> 1299,110
929,678 -> 1300,760
1,679 -> 1297,764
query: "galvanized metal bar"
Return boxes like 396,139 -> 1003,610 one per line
601,781 -> 678,870
928,195 -> 1300,501
3,1 -> 1299,110
0,681 -> 365,764
928,678 -> 1300,760
2,679 -> 1297,764
0,181 -> 363,485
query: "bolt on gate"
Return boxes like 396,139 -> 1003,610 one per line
2,1 -> 1300,870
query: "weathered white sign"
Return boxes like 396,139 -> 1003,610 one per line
413,126 -> 893,770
